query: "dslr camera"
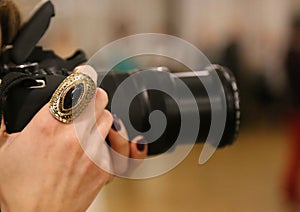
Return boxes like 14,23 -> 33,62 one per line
0,1 -> 240,155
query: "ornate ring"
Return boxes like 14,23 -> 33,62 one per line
49,72 -> 96,123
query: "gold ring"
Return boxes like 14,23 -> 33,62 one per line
49,72 -> 96,123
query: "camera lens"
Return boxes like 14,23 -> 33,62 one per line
99,65 -> 240,155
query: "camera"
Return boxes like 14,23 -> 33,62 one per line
0,1 -> 240,155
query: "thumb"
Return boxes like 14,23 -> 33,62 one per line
0,116 -> 20,149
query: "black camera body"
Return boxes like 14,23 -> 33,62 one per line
0,1 -> 240,155
0,1 -> 86,132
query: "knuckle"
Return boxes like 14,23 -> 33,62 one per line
28,104 -> 61,135
34,115 -> 58,136
63,132 -> 80,151
102,109 -> 113,123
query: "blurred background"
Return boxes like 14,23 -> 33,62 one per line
13,0 -> 300,211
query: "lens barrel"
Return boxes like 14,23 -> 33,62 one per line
99,65 -> 240,155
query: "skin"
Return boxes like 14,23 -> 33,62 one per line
0,2 -> 148,211
0,67 -> 147,211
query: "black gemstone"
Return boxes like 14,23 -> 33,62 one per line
64,83 -> 84,109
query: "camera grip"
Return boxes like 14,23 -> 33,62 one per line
4,75 -> 65,133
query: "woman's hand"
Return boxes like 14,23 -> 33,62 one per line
0,67 -> 147,212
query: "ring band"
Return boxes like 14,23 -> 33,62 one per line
49,72 -> 96,123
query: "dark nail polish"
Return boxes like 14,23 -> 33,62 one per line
137,143 -> 145,151
105,138 -> 111,146
112,114 -> 121,131
137,138 -> 146,151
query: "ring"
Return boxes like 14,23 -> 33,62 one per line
49,72 -> 96,123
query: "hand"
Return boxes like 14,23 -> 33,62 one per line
0,67 -> 147,212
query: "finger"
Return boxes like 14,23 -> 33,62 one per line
0,115 -> 22,148
72,88 -> 111,166
74,65 -> 97,82
0,116 -> 9,147
107,116 -> 132,175
130,136 -> 148,159
93,109 -> 113,139
73,65 -> 109,129
108,115 -> 130,157
78,109 -> 113,175
76,65 -> 109,121
94,88 -> 109,124
78,88 -> 109,134
0,115 -> 7,134
73,88 -> 108,142
0,131 -> 20,148
24,103 -> 66,135
121,136 -> 148,177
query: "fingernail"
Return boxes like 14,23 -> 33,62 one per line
112,114 -> 121,131
137,138 -> 146,151
105,137 -> 111,146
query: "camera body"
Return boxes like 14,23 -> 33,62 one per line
0,1 -> 86,132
